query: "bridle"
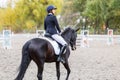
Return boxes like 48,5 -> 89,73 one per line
66,34 -> 76,50
61,27 -> 78,50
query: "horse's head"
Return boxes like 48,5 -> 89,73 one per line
62,27 -> 80,50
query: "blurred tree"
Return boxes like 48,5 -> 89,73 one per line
0,0 -> 63,32
83,0 -> 111,34
61,0 -> 73,26
70,0 -> 120,33
73,0 -> 87,13
108,0 -> 120,33
0,9 -> 4,30
0,8 -> 17,31
60,0 -> 88,30
61,0 -> 81,28
73,0 -> 120,34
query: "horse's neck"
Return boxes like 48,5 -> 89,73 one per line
62,33 -> 71,44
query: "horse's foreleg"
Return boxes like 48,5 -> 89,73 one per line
56,62 -> 60,80
62,62 -> 71,80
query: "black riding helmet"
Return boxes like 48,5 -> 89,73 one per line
47,5 -> 57,13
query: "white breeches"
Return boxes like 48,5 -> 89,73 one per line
52,34 -> 67,46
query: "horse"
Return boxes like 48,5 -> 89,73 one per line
15,27 -> 80,80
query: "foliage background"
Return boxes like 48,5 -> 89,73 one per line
0,0 -> 63,33
0,0 -> 120,34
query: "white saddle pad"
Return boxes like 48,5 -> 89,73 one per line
39,37 -> 60,55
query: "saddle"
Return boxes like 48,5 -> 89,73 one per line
44,33 -> 61,55
44,33 -> 54,40
44,33 -> 62,46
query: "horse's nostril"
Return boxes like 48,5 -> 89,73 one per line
71,46 -> 76,50
71,47 -> 74,50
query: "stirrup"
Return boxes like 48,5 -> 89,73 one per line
57,57 -> 65,63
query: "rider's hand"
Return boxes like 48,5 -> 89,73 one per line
58,32 -> 61,35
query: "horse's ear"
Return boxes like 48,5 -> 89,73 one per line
75,27 -> 80,32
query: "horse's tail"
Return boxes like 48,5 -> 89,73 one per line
15,41 -> 31,80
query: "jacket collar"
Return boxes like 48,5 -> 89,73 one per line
48,13 -> 54,16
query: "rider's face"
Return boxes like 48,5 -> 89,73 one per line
52,9 -> 56,14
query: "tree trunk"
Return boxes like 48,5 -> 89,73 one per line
94,19 -> 99,34
105,19 -> 109,34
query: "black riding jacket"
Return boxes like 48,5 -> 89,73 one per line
44,13 -> 61,35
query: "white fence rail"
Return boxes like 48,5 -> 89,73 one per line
0,34 -> 120,48
76,35 -> 120,46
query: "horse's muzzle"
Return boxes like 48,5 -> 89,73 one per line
71,45 -> 76,50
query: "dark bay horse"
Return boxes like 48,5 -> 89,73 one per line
15,27 -> 80,80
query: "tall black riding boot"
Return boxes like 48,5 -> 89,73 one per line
57,45 -> 67,63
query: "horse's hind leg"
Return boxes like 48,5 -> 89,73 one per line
62,62 -> 71,80
35,59 -> 45,80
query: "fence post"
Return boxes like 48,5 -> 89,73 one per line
3,30 -> 12,49
80,30 -> 89,47
107,29 -> 113,45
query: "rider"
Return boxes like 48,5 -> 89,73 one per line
44,5 -> 67,63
